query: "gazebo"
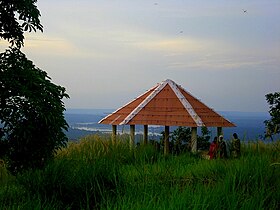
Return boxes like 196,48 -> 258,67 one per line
99,79 -> 235,153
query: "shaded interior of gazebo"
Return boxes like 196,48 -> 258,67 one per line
99,79 -> 235,153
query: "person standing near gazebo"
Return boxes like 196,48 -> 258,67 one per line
208,137 -> 218,159
218,135 -> 227,158
231,133 -> 241,158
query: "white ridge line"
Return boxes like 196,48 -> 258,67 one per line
98,84 -> 158,124
167,79 -> 204,127
120,80 -> 169,125
176,82 -> 235,126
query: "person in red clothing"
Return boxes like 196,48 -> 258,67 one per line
208,137 -> 218,159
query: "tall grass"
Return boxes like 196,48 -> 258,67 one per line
0,135 -> 279,209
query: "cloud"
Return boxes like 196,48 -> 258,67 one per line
2,0 -> 278,112
22,34 -> 108,59
167,57 -> 279,71
133,38 -> 203,53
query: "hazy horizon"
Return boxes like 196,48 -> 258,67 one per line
64,108 -> 271,140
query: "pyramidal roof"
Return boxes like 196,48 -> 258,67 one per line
99,79 -> 235,127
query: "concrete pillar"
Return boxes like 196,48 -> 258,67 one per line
164,126 -> 170,155
130,125 -> 135,148
112,125 -> 117,144
217,127 -> 223,138
143,125 -> 148,145
191,127 -> 197,153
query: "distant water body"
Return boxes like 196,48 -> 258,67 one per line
64,109 -> 271,141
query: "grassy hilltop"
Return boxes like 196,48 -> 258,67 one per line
0,134 -> 279,209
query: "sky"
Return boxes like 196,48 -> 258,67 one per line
1,0 -> 280,112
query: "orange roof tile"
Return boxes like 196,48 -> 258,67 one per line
99,79 -> 235,127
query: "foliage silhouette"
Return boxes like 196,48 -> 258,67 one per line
0,0 -> 69,173
264,92 -> 280,140
159,126 -> 211,154
0,0 -> 43,48
0,48 -> 69,173
197,126 -> 211,150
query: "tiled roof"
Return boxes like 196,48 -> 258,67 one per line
99,79 -> 235,127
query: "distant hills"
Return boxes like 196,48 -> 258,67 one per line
64,109 -> 272,141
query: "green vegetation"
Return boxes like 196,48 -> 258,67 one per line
0,0 -> 69,173
0,48 -> 69,173
264,92 -> 280,140
159,126 -> 211,154
0,134 -> 279,209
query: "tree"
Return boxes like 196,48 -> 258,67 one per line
0,48 -> 69,172
0,1 -> 69,173
264,92 -> 280,140
159,127 -> 191,154
197,126 -> 211,150
0,0 -> 43,48
170,126 -> 191,154
159,126 -> 211,154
